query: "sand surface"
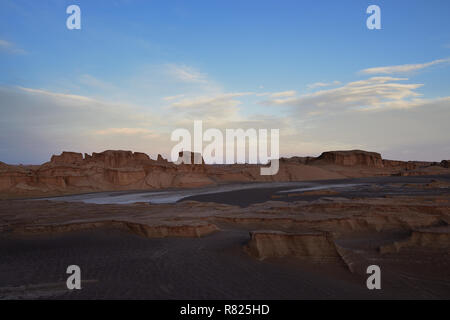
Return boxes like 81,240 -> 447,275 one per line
1,228 -> 448,299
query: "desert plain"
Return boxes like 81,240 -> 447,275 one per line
0,149 -> 449,299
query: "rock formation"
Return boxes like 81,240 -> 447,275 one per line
50,152 -> 83,165
1,190 -> 448,274
379,225 -> 450,254
247,231 -> 340,261
310,150 -> 384,168
1,149 -> 449,199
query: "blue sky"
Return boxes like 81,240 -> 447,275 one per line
1,0 -> 450,164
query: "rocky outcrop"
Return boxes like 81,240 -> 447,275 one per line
0,163 -> 32,192
50,152 -> 83,165
383,160 -> 437,171
383,160 -> 417,170
156,154 -> 168,163
85,150 -> 150,167
311,150 -> 384,168
0,150 -> 215,198
16,220 -> 219,239
279,156 -> 315,165
393,165 -> 450,177
246,230 -> 340,260
379,225 -> 450,254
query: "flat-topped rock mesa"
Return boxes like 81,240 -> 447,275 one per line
309,150 -> 442,172
50,150 -> 151,167
0,150 -> 214,197
246,230 -> 340,261
50,152 -> 84,165
310,150 -> 384,167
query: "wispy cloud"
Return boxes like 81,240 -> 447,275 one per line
18,87 -> 93,103
0,39 -> 27,55
270,90 -> 297,98
307,81 -> 341,89
361,58 -> 450,75
162,94 -> 185,101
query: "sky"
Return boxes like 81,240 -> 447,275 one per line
0,0 -> 450,164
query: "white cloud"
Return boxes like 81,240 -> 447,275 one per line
361,58 -> 450,75
18,87 -> 94,103
270,90 -> 297,98
307,81 -> 341,89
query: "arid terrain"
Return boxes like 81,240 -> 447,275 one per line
0,150 -> 449,299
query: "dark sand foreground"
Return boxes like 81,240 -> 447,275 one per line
1,228 -> 448,300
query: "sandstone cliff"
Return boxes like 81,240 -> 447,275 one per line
0,150 -> 214,198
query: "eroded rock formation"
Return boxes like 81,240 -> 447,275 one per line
379,225 -> 450,254
247,231 -> 340,261
1,149 -> 449,198
311,150 -> 384,167
1,190 -> 448,271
